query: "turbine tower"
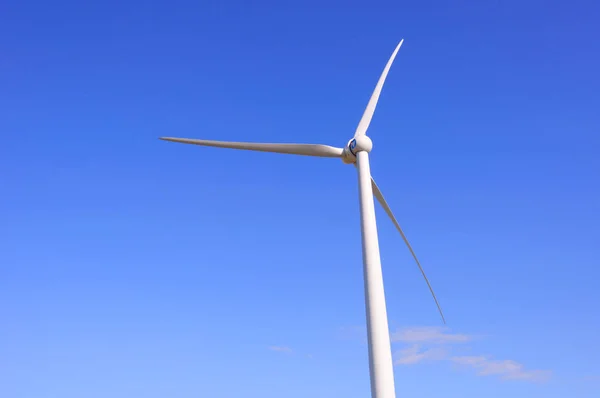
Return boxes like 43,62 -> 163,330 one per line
161,39 -> 444,398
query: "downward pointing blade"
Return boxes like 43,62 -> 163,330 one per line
353,39 -> 404,138
160,137 -> 344,158
371,177 -> 446,324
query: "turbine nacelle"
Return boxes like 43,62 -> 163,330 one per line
342,135 -> 374,164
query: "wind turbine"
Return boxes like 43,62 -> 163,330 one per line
160,39 -> 444,398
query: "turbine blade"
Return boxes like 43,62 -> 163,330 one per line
160,137 -> 344,158
371,177 -> 446,324
353,39 -> 404,138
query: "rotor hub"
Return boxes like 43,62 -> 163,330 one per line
342,135 -> 373,164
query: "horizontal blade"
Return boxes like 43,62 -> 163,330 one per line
354,39 -> 404,138
371,177 -> 446,324
160,137 -> 344,158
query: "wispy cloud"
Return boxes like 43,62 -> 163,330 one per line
450,356 -> 552,382
394,344 -> 448,365
388,326 -> 551,383
268,345 -> 293,354
391,326 -> 471,344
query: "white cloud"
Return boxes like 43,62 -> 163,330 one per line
394,344 -> 448,365
451,356 -> 552,383
391,326 -> 471,344
388,326 -> 551,383
339,324 -> 551,383
268,345 -> 293,354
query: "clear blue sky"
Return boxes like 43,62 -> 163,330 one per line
1,1 -> 599,397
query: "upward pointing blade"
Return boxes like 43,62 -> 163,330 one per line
371,177 -> 446,324
160,137 -> 344,158
353,39 -> 404,138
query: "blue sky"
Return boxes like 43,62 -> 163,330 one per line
1,0 -> 599,397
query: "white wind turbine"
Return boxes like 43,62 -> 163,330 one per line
161,39 -> 444,398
